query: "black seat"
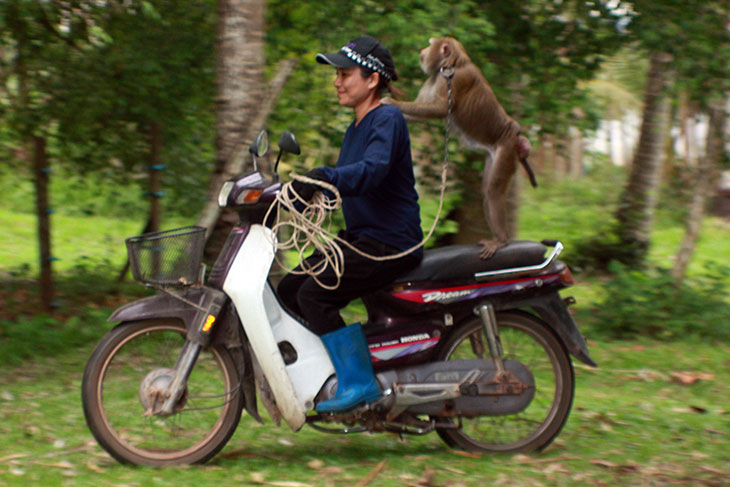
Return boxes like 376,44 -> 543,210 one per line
393,240 -> 547,284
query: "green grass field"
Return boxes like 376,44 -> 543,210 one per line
0,338 -> 727,486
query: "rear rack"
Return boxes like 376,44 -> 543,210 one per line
473,240 -> 564,282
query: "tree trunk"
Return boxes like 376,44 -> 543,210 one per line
568,126 -> 583,178
614,51 -> 673,265
450,152 -> 492,245
33,136 -> 54,311
450,151 -> 520,245
148,121 -> 163,234
672,103 -> 725,285
198,0 -> 265,257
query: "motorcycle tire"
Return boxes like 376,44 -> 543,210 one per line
433,310 -> 574,453
82,319 -> 244,466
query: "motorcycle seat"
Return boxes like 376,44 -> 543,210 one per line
393,240 -> 548,284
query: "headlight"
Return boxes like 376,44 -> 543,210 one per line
218,181 -> 234,207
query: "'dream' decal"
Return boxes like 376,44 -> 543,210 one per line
391,274 -> 561,304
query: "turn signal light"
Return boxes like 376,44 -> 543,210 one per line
559,266 -> 575,286
236,189 -> 263,204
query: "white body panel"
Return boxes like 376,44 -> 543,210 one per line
263,283 -> 334,410
222,224 -> 333,431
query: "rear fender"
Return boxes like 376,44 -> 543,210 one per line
519,293 -> 597,367
530,293 -> 598,367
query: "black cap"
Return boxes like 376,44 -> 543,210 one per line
316,36 -> 398,81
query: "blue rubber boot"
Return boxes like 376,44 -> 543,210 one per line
316,323 -> 381,413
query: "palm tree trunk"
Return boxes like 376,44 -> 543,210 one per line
614,51 -> 673,265
672,103 -> 725,285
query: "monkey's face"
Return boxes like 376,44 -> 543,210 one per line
418,38 -> 436,74
419,38 -> 450,75
333,67 -> 379,108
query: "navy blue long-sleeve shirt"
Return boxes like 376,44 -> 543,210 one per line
319,105 -> 423,258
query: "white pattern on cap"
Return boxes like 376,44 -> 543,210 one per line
342,45 -> 392,80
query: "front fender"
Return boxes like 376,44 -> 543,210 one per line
108,290 -> 206,330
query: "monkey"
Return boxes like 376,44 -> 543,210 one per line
382,36 -> 537,259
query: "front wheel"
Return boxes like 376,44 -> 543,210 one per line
81,320 -> 244,466
434,311 -> 574,453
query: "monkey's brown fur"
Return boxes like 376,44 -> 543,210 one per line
383,37 -> 536,258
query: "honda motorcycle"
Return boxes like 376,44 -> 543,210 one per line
81,131 -> 596,466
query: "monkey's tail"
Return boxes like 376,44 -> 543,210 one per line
516,132 -> 537,188
520,157 -> 538,188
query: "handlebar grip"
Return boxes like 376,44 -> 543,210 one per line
541,239 -> 560,247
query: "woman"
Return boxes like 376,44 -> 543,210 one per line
278,36 -> 423,413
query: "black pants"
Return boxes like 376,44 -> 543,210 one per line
277,233 -> 420,336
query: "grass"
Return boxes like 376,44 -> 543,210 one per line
0,339 -> 727,486
0,208 -> 191,276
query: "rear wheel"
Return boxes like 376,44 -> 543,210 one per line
434,311 -> 574,453
82,320 -> 244,466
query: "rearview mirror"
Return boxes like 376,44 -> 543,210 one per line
249,130 -> 269,157
278,131 -> 300,155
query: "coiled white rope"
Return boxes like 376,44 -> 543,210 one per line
264,165 -> 448,290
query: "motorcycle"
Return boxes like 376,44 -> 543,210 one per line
81,130 -> 596,466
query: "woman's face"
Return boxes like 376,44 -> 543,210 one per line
333,67 -> 378,108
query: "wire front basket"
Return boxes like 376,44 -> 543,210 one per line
126,226 -> 206,287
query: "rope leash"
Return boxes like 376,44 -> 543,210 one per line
265,69 -> 455,289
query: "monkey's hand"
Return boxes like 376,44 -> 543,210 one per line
478,239 -> 507,260
379,97 -> 396,106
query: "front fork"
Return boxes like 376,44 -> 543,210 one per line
155,288 -> 227,416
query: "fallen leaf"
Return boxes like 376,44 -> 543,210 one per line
266,482 -> 311,487
0,454 -> 28,463
441,466 -> 465,475
689,405 -> 707,413
277,438 -> 293,446
38,461 -> 74,469
320,466 -> 344,476
356,460 -> 386,487
250,472 -> 265,484
543,463 -> 569,474
670,371 -> 715,385
513,453 -> 532,464
452,450 -> 481,459
411,466 -> 437,487
307,459 -> 324,470
589,459 -> 638,473
86,462 -> 105,474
